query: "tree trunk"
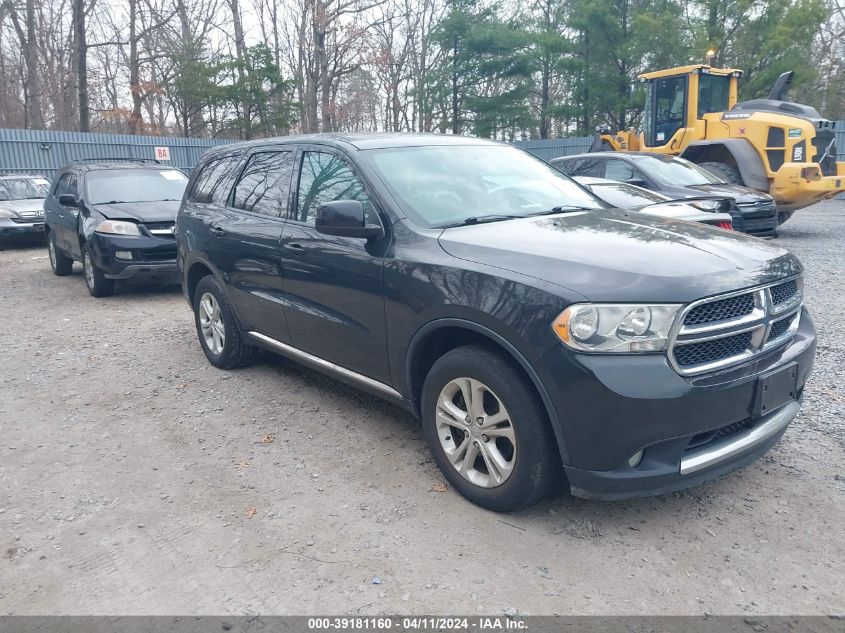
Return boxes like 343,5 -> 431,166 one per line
24,0 -> 43,128
72,0 -> 89,132
451,34 -> 459,134
128,0 -> 144,134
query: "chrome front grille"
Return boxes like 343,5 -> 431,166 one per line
669,277 -> 803,376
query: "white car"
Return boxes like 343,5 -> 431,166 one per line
575,176 -> 734,230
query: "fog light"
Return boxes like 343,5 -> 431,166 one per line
628,449 -> 644,468
115,250 -> 133,260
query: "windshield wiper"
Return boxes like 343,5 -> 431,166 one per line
439,214 -> 522,228
526,205 -> 593,217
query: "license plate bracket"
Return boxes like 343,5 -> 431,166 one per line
753,362 -> 798,419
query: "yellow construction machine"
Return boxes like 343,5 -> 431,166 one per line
595,64 -> 845,223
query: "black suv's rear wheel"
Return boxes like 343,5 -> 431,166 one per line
82,245 -> 114,297
48,231 -> 73,276
421,345 -> 560,511
192,275 -> 256,369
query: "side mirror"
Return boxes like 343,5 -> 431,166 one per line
626,178 -> 648,188
58,194 -> 78,207
315,200 -> 383,239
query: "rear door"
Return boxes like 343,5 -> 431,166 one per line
213,148 -> 295,343
280,146 -> 391,383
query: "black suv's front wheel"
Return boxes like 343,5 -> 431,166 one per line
82,245 -> 115,297
421,345 -> 561,511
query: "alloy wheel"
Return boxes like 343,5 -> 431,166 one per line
198,292 -> 225,355
435,377 -> 516,488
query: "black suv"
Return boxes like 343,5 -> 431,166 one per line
44,159 -> 189,297
177,134 -> 816,511
551,152 -> 779,237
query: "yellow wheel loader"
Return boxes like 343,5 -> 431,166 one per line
595,65 -> 845,223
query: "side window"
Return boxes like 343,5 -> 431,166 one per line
190,155 -> 241,205
54,174 -> 70,196
603,159 -> 636,182
295,151 -> 372,225
66,175 -> 79,197
232,151 -> 294,217
573,159 -> 603,178
553,159 -> 580,175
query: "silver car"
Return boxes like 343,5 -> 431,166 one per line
0,174 -> 50,243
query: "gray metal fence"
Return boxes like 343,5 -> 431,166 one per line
512,137 -> 594,161
0,128 -> 233,179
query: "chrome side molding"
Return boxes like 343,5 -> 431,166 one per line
246,331 -> 403,401
679,400 -> 800,475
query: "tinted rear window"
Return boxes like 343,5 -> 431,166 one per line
190,155 -> 241,204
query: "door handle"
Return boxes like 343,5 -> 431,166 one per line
209,225 -> 226,237
285,242 -> 307,254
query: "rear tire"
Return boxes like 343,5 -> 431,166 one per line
698,161 -> 744,185
777,210 -> 795,226
48,231 -> 73,276
192,275 -> 257,369
82,244 -> 114,297
421,344 -> 561,512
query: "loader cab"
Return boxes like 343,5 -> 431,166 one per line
640,65 -> 741,151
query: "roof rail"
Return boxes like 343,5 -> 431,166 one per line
67,157 -> 161,166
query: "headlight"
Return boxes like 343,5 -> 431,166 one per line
95,220 -> 141,236
0,208 -> 17,219
689,200 -> 722,211
552,303 -> 682,352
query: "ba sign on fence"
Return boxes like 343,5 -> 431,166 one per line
154,146 -> 171,161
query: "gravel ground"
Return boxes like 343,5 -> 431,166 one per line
0,202 -> 843,616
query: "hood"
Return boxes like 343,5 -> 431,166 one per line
0,198 -> 46,214
437,209 -> 801,303
658,182 -> 772,204
91,200 -> 180,223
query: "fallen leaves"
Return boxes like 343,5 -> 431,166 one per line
234,461 -> 250,469
431,483 -> 447,493
245,506 -> 257,519
260,434 -> 274,444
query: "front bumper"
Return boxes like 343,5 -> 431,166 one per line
538,309 -> 816,500
0,218 -> 45,238
771,162 -> 845,212
733,203 -> 778,237
89,232 -> 177,279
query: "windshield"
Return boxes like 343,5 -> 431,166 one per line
0,177 -> 50,201
365,144 -> 606,227
632,156 -> 724,187
86,169 -> 188,204
589,183 -> 667,209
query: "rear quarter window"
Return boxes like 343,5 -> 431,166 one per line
189,154 -> 242,204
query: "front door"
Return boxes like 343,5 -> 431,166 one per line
280,147 -> 391,383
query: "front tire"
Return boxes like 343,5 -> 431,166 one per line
699,161 -> 744,185
421,345 -> 561,512
82,244 -> 114,297
48,232 -> 73,276
777,210 -> 795,225
192,275 -> 256,369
